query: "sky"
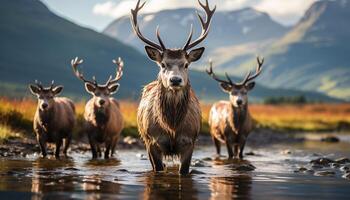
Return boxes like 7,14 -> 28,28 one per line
40,0 -> 318,32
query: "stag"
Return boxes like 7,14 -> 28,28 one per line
131,0 -> 216,174
71,57 -> 124,159
207,58 -> 264,159
29,81 -> 75,158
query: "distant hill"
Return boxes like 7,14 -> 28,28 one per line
229,0 -> 350,100
0,0 -> 340,103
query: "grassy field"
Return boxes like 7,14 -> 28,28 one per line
0,98 -> 349,141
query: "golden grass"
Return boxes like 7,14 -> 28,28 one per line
0,97 -> 349,140
0,124 -> 23,142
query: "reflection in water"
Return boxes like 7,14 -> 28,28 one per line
1,140 -> 350,199
210,175 -> 252,200
31,158 -> 75,194
210,158 -> 253,200
141,170 -> 198,200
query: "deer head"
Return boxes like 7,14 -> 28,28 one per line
71,57 -> 124,108
29,80 -> 63,111
207,57 -> 264,107
131,0 -> 216,91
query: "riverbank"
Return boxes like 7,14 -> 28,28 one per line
0,128 -> 348,158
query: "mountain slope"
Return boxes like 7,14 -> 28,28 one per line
241,0 -> 350,100
0,0 -> 339,102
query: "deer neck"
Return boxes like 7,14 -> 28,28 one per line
230,104 -> 248,133
93,104 -> 110,128
156,79 -> 190,132
38,105 -> 55,131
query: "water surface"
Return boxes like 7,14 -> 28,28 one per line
0,138 -> 349,199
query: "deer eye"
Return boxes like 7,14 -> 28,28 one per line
184,63 -> 189,69
161,63 -> 166,68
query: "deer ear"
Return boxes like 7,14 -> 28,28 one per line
145,46 -> 162,62
188,47 -> 205,63
85,83 -> 96,95
246,82 -> 255,91
52,85 -> 63,96
220,83 -> 232,93
29,84 -> 40,96
108,83 -> 120,94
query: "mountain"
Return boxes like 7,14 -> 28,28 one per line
238,0 -> 350,100
103,7 -> 288,54
0,0 -> 155,99
0,0 -> 339,103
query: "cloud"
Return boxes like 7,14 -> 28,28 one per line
92,0 -> 318,25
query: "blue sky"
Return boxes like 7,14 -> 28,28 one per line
41,0 -> 317,32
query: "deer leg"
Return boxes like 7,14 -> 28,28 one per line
234,144 -> 239,158
63,135 -> 72,157
37,134 -> 47,158
105,141 -> 111,159
55,138 -> 63,159
212,136 -> 221,156
179,145 -> 194,175
88,135 -> 98,159
111,139 -> 118,157
239,136 -> 247,159
148,144 -> 164,172
226,141 -> 234,159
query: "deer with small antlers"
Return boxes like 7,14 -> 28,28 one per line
71,57 -> 124,159
29,81 -> 75,158
132,0 -> 215,174
207,57 -> 264,159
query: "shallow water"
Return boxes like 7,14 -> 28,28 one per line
0,139 -> 350,200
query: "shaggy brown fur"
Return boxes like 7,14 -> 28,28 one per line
137,79 -> 201,174
33,97 -> 75,158
84,98 -> 124,159
208,101 -> 254,159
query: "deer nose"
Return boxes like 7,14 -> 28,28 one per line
99,99 -> 105,106
170,77 -> 182,86
236,99 -> 243,105
41,103 -> 48,109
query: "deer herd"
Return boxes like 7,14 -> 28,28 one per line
28,0 -> 265,175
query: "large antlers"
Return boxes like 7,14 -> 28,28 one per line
105,57 -> 124,86
71,57 -> 97,86
183,0 -> 216,50
240,57 -> 264,85
130,0 -> 215,51
131,0 -> 165,51
206,60 -> 234,86
207,57 -> 264,87
71,57 -> 124,87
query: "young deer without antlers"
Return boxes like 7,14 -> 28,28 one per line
207,57 -> 264,159
131,0 -> 216,175
29,81 -> 75,158
71,57 -> 124,159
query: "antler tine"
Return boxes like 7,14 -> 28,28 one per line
184,0 -> 216,50
206,60 -> 233,85
156,26 -> 166,50
107,57 -> 124,86
50,80 -> 55,90
131,0 -> 164,51
183,24 -> 194,50
35,80 -> 44,90
71,57 -> 97,86
242,57 -> 264,85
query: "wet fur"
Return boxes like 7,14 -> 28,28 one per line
208,101 -> 254,159
137,79 -> 201,174
33,97 -> 75,158
84,98 -> 124,159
